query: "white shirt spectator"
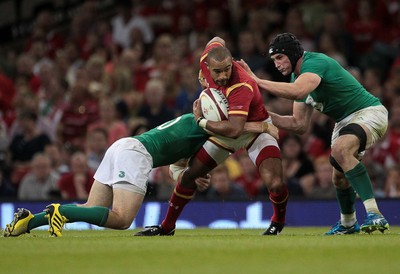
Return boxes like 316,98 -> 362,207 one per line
111,13 -> 154,48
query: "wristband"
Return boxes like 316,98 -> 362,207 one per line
198,117 -> 208,129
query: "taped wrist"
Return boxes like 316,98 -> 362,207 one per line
197,117 -> 208,128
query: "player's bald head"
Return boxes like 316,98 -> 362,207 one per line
207,47 -> 232,63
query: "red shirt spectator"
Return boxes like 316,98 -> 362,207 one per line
0,72 -> 16,127
58,151 -> 94,200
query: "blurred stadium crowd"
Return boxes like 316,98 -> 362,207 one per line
1,0 -> 400,201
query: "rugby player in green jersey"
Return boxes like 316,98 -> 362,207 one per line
239,33 -> 389,235
3,113 -> 272,237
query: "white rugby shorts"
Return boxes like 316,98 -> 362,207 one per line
94,137 -> 153,195
331,105 -> 388,154
199,117 -> 281,168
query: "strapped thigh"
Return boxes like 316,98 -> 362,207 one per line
338,123 -> 367,153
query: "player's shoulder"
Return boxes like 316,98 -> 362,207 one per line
231,62 -> 258,91
303,51 -> 332,64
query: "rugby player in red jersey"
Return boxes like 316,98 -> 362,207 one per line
135,37 -> 288,236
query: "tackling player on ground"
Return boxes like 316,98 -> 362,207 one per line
3,112 -> 274,237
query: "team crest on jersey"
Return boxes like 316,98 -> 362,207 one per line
305,95 -> 324,112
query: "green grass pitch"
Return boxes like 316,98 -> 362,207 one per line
1,227 -> 399,274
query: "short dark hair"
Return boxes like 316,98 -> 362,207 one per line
207,47 -> 232,63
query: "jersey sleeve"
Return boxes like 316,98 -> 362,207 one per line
295,56 -> 328,103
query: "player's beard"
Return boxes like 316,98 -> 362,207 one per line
216,78 -> 228,86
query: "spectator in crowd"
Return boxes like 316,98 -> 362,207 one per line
36,64 -> 68,141
85,54 -> 109,99
206,164 -> 248,201
384,165 -> 400,198
26,2 -> 64,59
243,8 -> 271,56
234,151 -> 264,199
307,155 -> 336,199
56,67 -> 99,151
18,153 -> 60,200
0,169 -> 17,198
63,41 -> 85,87
8,110 -> 52,185
44,143 -> 69,176
58,151 -> 94,200
383,58 -> 400,109
174,64 -> 202,116
110,64 -> 144,121
88,97 -> 129,146
28,39 -> 53,77
116,46 -> 147,93
280,134 -> 315,197
235,30 -> 265,73
0,115 -> 8,165
315,9 -> 354,65
370,98 -> 400,168
111,0 -> 154,49
316,31 -> 348,67
137,78 -> 175,130
362,66 -> 385,99
14,53 -> 41,95
85,127 -> 108,172
345,0 -> 385,68
205,8 -> 229,38
0,71 -> 16,128
67,2 -> 102,61
142,34 -> 176,82
284,7 -> 315,52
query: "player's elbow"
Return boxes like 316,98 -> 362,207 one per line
293,94 -> 306,100
293,124 -> 308,135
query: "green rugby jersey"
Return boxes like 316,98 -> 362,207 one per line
294,52 -> 381,122
134,114 -> 208,167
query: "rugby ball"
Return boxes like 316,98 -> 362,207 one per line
199,88 -> 229,121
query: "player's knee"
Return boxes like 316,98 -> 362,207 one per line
262,174 -> 284,193
329,155 -> 344,173
116,218 -> 134,230
332,176 -> 349,189
181,166 -> 212,188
